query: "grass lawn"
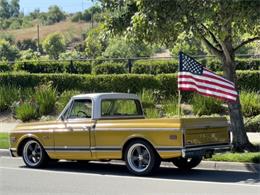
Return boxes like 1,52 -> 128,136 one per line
0,133 -> 9,149
210,152 -> 260,163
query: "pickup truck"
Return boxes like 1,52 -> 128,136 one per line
9,93 -> 231,175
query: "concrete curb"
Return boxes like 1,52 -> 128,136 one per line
0,149 -> 259,173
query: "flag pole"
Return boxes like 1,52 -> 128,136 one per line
178,52 -> 182,118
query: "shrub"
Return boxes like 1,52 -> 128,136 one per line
191,94 -> 225,116
133,60 -> 178,74
162,97 -> 179,117
145,108 -> 160,118
93,63 -> 126,74
15,102 -> 38,122
138,90 -> 156,108
244,115 -> 260,132
56,90 -> 80,112
240,91 -> 260,117
0,61 -> 12,72
35,84 -> 57,115
236,70 -> 260,91
236,58 -> 260,70
0,39 -> 20,61
65,61 -> 92,74
0,85 -> 19,111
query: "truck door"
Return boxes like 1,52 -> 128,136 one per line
53,99 -> 94,160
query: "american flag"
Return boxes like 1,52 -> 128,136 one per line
178,52 -> 238,102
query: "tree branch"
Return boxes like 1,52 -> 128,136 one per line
234,37 -> 260,51
200,23 -> 222,51
200,34 -> 223,59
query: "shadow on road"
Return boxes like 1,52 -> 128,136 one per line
20,161 -> 260,184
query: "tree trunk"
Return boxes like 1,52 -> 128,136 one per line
222,50 -> 256,152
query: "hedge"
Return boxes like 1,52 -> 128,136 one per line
93,62 -> 126,74
0,71 -> 259,93
133,60 -> 178,74
0,61 -> 12,72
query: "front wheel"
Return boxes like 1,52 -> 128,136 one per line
172,157 -> 202,170
22,140 -> 48,168
124,140 -> 160,176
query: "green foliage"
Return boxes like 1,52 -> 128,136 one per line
46,5 -> 66,25
0,133 -> 9,149
210,152 -> 260,163
0,61 -> 11,72
103,37 -> 153,58
93,62 -> 126,74
16,39 -> 38,51
133,60 -> 178,74
145,108 -> 160,119
42,33 -> 66,59
245,115 -> 260,133
0,39 -> 19,61
0,85 -> 19,111
240,91 -> 260,117
19,49 -> 41,60
138,90 -> 156,108
35,83 -> 57,115
162,97 -> 179,117
85,26 -> 107,58
14,61 -> 65,73
65,61 -> 92,74
234,70 -> 260,91
56,90 -> 80,113
191,94 -> 225,116
15,102 -> 38,122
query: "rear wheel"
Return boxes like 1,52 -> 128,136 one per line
22,140 -> 48,168
172,157 -> 202,170
124,140 -> 160,176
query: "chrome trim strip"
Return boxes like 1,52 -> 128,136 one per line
95,128 -> 180,131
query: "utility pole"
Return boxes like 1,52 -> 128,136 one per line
37,24 -> 40,52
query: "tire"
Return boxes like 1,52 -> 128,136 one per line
124,140 -> 161,176
172,157 -> 202,170
22,140 -> 48,168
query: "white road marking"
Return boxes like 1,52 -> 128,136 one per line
0,166 -> 258,187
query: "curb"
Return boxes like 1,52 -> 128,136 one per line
0,149 -> 10,157
0,149 -> 258,173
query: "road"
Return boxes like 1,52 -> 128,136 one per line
0,157 -> 259,195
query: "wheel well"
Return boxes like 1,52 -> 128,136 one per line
122,138 -> 159,159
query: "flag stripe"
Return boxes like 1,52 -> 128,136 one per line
203,69 -> 235,85
178,76 -> 238,94
178,72 -> 235,89
179,87 -> 237,102
178,81 -> 238,97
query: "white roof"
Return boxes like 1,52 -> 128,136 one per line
72,93 -> 140,101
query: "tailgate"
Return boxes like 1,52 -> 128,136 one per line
185,127 -> 230,146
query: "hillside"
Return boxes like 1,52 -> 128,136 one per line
1,21 -> 92,42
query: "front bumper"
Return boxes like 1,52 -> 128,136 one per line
181,143 -> 231,158
9,148 -> 18,157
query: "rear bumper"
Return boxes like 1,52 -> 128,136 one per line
181,144 -> 231,158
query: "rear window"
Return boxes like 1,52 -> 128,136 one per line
101,99 -> 143,117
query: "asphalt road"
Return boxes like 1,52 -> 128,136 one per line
0,157 -> 259,195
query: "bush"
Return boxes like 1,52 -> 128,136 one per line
15,102 -> 38,122
191,94 -> 225,116
240,91 -> 260,117
0,61 -> 12,72
138,90 -> 156,108
35,84 -> 57,115
65,61 -> 92,74
93,62 -> 126,74
133,60 -> 178,74
162,98 -> 179,117
56,90 -> 80,112
0,85 -> 19,111
245,115 -> 260,132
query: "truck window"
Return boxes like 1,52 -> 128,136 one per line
101,99 -> 143,117
67,99 -> 92,119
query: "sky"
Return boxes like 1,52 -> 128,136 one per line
20,0 -> 94,14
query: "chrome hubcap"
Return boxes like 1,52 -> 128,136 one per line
23,140 -> 42,166
127,143 -> 151,173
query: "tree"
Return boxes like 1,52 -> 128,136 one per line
42,33 -> 66,59
47,5 -> 66,24
10,0 -> 19,17
0,0 -> 10,18
0,39 -> 19,61
101,0 -> 260,151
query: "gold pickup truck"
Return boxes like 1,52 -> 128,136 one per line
9,93 -> 231,175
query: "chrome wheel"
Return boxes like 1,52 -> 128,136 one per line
23,140 -> 46,168
127,143 -> 151,173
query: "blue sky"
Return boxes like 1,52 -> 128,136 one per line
20,0 -> 94,14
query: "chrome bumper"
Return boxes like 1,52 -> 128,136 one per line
181,144 -> 231,158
